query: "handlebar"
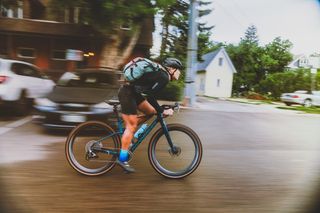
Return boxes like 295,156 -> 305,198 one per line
161,102 -> 180,112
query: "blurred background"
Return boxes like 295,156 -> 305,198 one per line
1,1 -> 320,213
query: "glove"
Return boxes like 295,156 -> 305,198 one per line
163,108 -> 174,117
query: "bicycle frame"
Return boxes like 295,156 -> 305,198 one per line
91,104 -> 175,156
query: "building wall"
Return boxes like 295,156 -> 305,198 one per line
1,32 -> 103,80
0,1 -> 153,80
195,72 -> 206,96
204,51 -> 234,98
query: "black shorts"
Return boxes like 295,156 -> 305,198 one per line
118,85 -> 145,115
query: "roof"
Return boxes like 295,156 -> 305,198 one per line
197,49 -> 220,71
196,47 -> 237,73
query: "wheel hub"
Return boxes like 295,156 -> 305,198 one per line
85,140 -> 102,160
168,146 -> 181,157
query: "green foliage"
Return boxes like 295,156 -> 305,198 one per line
277,106 -> 320,114
155,81 -> 184,101
241,25 -> 259,45
258,69 -> 313,99
263,37 -> 293,74
156,0 -> 213,86
50,0 -> 155,32
214,25 -> 294,94
157,1 -> 213,59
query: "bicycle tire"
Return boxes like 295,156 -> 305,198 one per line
65,121 -> 121,176
148,123 -> 202,179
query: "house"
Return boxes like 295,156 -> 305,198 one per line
0,0 -> 153,80
287,54 -> 320,69
195,47 -> 237,98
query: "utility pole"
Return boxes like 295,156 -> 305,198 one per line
184,0 -> 198,107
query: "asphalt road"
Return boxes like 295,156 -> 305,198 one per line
0,99 -> 320,213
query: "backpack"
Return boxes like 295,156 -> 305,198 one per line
123,57 -> 160,82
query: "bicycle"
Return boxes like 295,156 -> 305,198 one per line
65,99 -> 202,179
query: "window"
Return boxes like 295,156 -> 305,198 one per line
12,63 -> 41,78
200,78 -> 205,91
217,79 -> 221,87
52,50 -> 66,60
64,7 -> 80,23
0,1 -> 23,18
219,58 -> 223,66
17,48 -> 35,58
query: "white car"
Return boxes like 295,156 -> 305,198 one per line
0,58 -> 55,114
280,90 -> 320,107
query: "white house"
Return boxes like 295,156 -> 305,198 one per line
287,54 -> 320,69
195,47 -> 237,98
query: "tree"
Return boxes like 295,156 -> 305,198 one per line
156,0 -> 213,76
225,25 -> 263,92
263,37 -> 293,74
259,69 -> 313,99
152,0 -> 213,100
224,25 -> 293,94
241,25 -> 259,45
157,0 -> 213,59
50,0 -> 155,33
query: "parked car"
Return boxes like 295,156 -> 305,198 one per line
280,90 -> 320,107
34,68 -> 122,129
0,58 -> 55,114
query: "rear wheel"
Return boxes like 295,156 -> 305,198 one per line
65,121 -> 121,176
284,102 -> 292,106
148,123 -> 202,179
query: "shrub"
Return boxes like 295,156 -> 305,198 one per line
155,81 -> 184,101
246,91 -> 266,100
257,69 -> 312,99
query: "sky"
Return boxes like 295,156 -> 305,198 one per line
151,0 -> 320,56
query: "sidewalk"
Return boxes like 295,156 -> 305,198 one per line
159,96 -> 283,109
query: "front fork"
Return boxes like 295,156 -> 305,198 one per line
158,114 -> 179,154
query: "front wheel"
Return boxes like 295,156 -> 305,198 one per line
65,121 -> 121,176
303,99 -> 312,107
148,123 -> 202,179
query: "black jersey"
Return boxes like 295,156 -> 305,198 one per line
131,69 -> 169,113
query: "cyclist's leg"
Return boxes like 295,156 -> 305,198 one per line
118,114 -> 138,172
118,85 -> 145,148
121,114 -> 138,150
117,86 -> 140,172
137,100 -> 156,123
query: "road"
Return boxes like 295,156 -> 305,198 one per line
0,99 -> 320,213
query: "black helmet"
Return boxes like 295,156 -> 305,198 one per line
162,58 -> 183,70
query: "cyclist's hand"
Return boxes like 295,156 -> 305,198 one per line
163,108 -> 174,117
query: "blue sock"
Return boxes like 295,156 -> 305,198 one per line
119,149 -> 129,162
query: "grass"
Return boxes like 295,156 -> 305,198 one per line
276,106 -> 320,114
227,98 -> 276,105
203,96 -> 320,114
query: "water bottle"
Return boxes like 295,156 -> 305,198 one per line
134,124 -> 148,140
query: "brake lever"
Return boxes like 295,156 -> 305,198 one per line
174,102 -> 180,113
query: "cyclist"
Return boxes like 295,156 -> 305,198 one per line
117,57 -> 183,172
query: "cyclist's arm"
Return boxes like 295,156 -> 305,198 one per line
145,72 -> 169,114
146,95 -> 163,114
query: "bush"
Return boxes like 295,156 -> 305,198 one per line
245,91 -> 266,100
155,81 -> 184,101
257,69 -> 313,99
